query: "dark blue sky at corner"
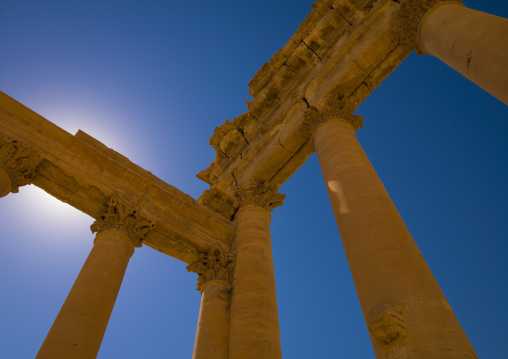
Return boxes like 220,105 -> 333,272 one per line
0,1 -> 507,358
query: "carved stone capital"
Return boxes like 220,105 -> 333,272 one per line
234,181 -> 285,212
186,244 -> 235,291
393,0 -> 463,55
0,137 -> 41,193
90,197 -> 156,247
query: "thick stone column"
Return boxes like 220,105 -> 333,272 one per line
395,0 -> 508,105
302,104 -> 477,358
228,182 -> 285,359
0,137 -> 39,197
36,198 -> 155,359
187,245 -> 235,359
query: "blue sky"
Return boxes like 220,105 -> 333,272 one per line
0,0 -> 507,358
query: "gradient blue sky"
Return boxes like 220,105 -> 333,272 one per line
1,1 -> 507,358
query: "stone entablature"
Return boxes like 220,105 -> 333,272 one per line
393,0 -> 463,55
234,182 -> 285,213
197,0 -> 410,198
0,136 -> 40,193
90,197 -> 156,247
187,245 -> 235,291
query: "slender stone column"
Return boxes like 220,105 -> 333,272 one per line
302,104 -> 477,358
395,0 -> 508,105
36,198 -> 155,359
228,182 -> 285,359
187,245 -> 235,359
0,137 -> 39,197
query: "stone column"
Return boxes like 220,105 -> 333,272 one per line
36,198 -> 155,359
187,245 -> 235,359
228,182 -> 285,359
0,137 -> 39,197
302,104 -> 477,358
395,0 -> 508,105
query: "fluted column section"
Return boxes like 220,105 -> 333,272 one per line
36,198 -> 155,359
0,137 -> 40,197
302,103 -> 477,358
228,182 -> 285,359
395,0 -> 508,105
187,245 -> 235,359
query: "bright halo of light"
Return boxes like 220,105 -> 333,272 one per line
16,185 -> 92,234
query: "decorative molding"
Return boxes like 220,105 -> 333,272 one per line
234,181 -> 285,212
393,0 -> 463,55
0,137 -> 41,193
90,197 -> 156,247
368,305 -> 407,345
301,94 -> 363,138
186,244 -> 235,291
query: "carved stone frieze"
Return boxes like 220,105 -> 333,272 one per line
234,181 -> 285,212
186,244 -> 235,291
0,137 -> 41,193
301,94 -> 363,139
393,0 -> 463,55
90,197 -> 156,247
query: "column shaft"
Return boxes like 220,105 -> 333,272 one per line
193,281 -> 231,359
419,3 -> 508,105
36,230 -> 134,359
314,120 -> 476,358
228,207 -> 282,359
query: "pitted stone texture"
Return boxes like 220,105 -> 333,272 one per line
393,0 -> 463,54
0,136 -> 40,193
90,197 -> 156,247
234,181 -> 285,212
187,244 -> 235,291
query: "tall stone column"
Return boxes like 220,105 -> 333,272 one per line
36,198 -> 155,359
302,103 -> 477,358
395,0 -> 508,105
0,137 -> 39,197
228,182 -> 285,359
187,245 -> 235,359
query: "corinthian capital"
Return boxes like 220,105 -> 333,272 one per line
90,197 -> 156,247
393,0 -> 463,55
234,181 -> 285,212
301,95 -> 363,139
0,137 -> 41,193
186,244 -> 235,291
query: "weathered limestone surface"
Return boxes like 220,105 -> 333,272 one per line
36,198 -> 151,359
311,118 -> 477,358
187,246 -> 235,359
197,0 -> 411,204
418,3 -> 508,105
0,91 -> 235,264
228,183 -> 284,359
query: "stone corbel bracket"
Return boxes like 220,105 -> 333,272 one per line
0,136 -> 42,193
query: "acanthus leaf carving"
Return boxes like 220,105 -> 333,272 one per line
90,197 -> 156,247
234,181 -> 285,212
186,244 -> 235,291
301,93 -> 363,138
393,0 -> 463,55
0,137 -> 41,193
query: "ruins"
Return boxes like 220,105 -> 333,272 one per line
1,0 -> 507,358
